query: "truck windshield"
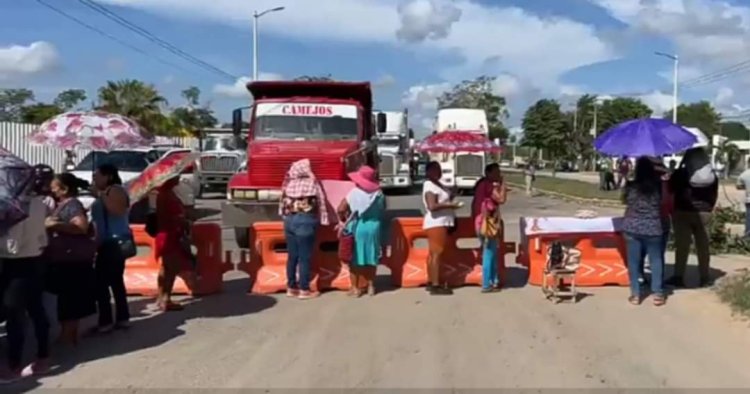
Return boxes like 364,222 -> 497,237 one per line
75,151 -> 150,172
203,137 -> 236,151
254,103 -> 358,141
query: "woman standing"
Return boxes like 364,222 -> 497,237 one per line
422,161 -> 461,296
90,164 -> 131,333
0,177 -> 49,382
45,174 -> 96,346
622,157 -> 666,306
154,176 -> 192,311
279,159 -> 329,300
337,166 -> 385,297
666,147 -> 719,288
472,163 -> 507,293
524,162 -> 535,197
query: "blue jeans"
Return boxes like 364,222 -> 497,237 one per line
625,232 -> 665,297
639,220 -> 670,279
284,213 -> 319,291
480,237 -> 499,289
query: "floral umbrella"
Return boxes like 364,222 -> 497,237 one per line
0,148 -> 34,235
28,111 -> 154,151
127,151 -> 200,205
414,130 -> 501,153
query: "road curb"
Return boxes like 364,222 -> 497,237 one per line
505,181 -> 623,208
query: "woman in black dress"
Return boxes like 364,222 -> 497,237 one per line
45,173 -> 96,346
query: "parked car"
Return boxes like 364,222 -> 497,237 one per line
70,146 -> 199,223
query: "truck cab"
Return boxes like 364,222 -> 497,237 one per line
375,110 -> 412,191
195,128 -> 247,198
432,108 -> 489,191
222,80 -> 384,248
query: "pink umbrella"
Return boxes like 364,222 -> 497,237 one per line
415,130 -> 501,153
28,111 -> 154,151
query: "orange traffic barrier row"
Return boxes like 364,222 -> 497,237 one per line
124,222 -> 232,296
242,222 -> 351,294
516,217 -> 629,287
385,217 -> 516,289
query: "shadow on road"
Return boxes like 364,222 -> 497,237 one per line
12,278 -> 276,393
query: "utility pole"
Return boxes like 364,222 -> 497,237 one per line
655,51 -> 679,123
253,6 -> 286,81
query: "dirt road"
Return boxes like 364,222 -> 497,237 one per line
16,193 -> 750,391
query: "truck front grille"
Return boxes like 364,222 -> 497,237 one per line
456,154 -> 483,177
379,155 -> 396,176
201,155 -> 239,172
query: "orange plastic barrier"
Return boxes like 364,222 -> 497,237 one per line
518,227 -> 629,287
385,217 -> 516,288
125,223 -> 231,296
244,222 -> 351,294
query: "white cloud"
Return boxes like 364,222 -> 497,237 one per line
0,41 -> 60,80
213,72 -> 284,98
396,0 -> 462,43
374,74 -> 397,87
638,90 -> 675,116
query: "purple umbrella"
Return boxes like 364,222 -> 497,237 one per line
594,118 -> 698,157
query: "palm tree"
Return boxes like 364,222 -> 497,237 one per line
97,79 -> 168,134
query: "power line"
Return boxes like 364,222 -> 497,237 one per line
77,0 -> 238,81
681,60 -> 750,88
34,0 -> 189,74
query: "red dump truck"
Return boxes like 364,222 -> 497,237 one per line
222,80 -> 385,248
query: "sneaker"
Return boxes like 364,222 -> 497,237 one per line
0,368 -> 22,384
21,359 -> 50,377
286,288 -> 299,297
297,290 -> 320,300
665,276 -> 685,288
481,288 -> 494,294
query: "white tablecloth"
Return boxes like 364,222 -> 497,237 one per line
521,216 -> 623,236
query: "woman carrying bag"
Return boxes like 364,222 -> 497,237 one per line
337,166 -> 385,297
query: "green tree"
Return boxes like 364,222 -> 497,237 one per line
664,101 -> 721,136
716,140 -> 742,176
53,89 -> 87,112
521,99 -> 567,151
0,88 -> 35,122
170,86 -> 218,134
437,75 -> 509,141
597,97 -> 652,135
20,103 -> 63,124
720,121 -> 749,141
97,79 -> 168,134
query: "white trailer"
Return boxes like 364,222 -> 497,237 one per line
432,108 -> 489,190
375,110 -> 412,190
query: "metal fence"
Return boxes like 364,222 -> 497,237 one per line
0,122 -> 199,172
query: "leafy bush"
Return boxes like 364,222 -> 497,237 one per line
715,270 -> 750,319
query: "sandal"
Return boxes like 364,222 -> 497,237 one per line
653,295 -> 666,307
628,296 -> 641,305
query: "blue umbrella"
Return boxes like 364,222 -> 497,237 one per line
594,118 -> 698,157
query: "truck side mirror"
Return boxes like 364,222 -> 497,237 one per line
376,112 -> 387,133
232,108 -> 243,136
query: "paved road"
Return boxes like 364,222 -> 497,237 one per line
18,191 -> 750,391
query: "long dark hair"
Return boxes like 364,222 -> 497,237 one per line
629,157 -> 660,195
97,163 -> 122,186
680,147 -> 710,175
55,173 -> 89,198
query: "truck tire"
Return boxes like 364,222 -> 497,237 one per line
234,227 -> 250,249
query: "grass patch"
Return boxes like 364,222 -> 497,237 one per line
716,270 -> 750,319
503,173 -> 621,201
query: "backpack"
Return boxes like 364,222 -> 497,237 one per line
689,164 -> 717,187
145,211 -> 158,237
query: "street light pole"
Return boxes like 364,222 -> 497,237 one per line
252,6 -> 285,81
655,51 -> 679,123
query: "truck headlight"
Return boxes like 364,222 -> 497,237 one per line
258,190 -> 282,201
232,189 -> 257,200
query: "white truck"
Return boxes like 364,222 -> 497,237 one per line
432,108 -> 489,191
195,128 -> 246,198
375,110 -> 412,191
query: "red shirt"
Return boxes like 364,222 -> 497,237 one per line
154,189 -> 187,259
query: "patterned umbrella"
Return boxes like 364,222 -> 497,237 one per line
127,151 -> 199,205
28,111 -> 154,151
0,148 -> 34,235
414,131 -> 501,153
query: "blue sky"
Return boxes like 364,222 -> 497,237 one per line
3,0 -> 750,136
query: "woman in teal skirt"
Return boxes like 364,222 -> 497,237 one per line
338,165 -> 386,297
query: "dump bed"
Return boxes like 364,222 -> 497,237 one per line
246,81 -> 373,114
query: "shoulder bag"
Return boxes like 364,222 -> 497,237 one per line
101,187 -> 137,259
46,200 -> 97,264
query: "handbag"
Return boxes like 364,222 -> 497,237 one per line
479,213 -> 499,238
338,212 -> 356,264
46,200 -> 97,264
102,193 -> 137,259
